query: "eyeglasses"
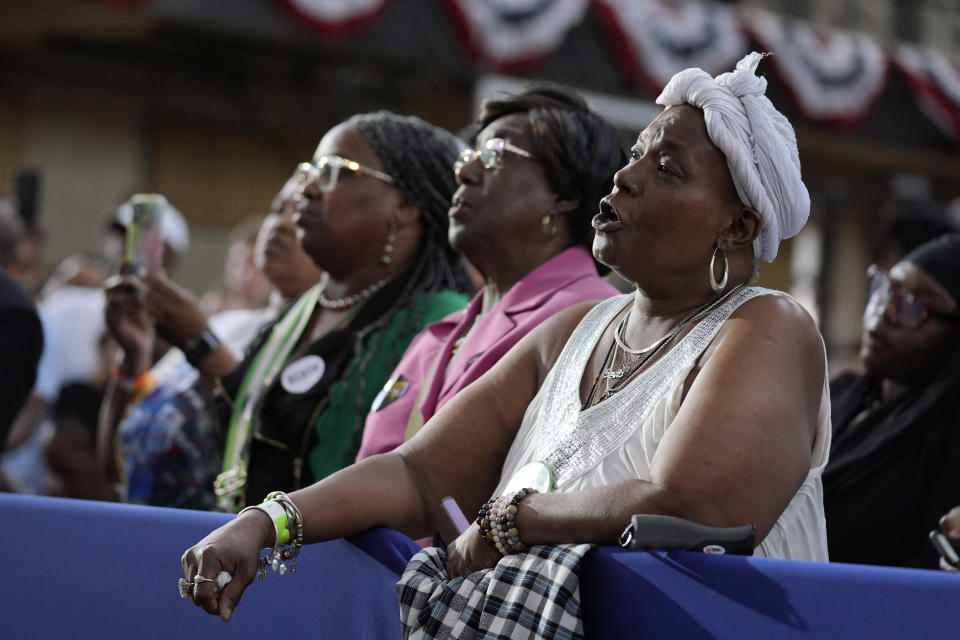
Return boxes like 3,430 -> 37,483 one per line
453,138 -> 534,178
300,155 -> 395,193
866,265 -> 960,330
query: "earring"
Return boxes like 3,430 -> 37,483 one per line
541,214 -> 558,238
709,245 -> 729,293
381,221 -> 396,265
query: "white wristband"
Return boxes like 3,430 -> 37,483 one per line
239,499 -> 289,546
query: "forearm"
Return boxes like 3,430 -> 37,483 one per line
516,479 -> 722,546
263,318 -> 569,548
277,452 -> 431,545
96,347 -> 154,493
195,343 -> 239,394
96,379 -> 134,497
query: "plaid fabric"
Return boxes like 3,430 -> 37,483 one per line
397,543 -> 593,640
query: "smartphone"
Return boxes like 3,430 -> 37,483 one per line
434,496 -> 470,548
123,194 -> 167,274
929,529 -> 960,568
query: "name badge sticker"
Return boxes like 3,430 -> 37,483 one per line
281,355 -> 326,394
371,375 -> 409,412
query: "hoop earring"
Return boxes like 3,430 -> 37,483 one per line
541,214 -> 558,238
709,245 -> 728,293
381,221 -> 396,265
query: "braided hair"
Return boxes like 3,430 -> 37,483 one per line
344,112 -> 475,438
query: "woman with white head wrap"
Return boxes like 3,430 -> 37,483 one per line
183,55 -> 829,634
656,51 -> 810,263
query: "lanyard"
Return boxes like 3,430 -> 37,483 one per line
215,283 -> 322,511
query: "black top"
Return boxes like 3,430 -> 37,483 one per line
216,269 -> 457,507
823,351 -> 960,568
0,267 -> 44,449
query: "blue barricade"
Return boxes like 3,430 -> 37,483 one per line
2,493 -> 959,639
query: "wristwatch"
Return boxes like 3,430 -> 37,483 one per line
182,330 -> 221,367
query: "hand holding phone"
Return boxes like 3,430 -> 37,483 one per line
123,194 -> 167,275
929,529 -> 960,570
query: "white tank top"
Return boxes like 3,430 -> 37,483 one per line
495,287 -> 831,561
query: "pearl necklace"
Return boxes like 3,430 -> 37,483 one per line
317,273 -> 393,310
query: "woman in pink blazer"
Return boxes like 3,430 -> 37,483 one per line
357,86 -> 626,461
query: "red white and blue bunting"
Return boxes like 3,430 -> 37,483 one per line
593,0 -> 747,96
894,44 -> 960,143
441,0 -> 589,69
275,0 -> 389,37
93,0 -> 960,144
745,9 -> 888,127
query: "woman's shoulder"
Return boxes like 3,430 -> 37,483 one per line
718,288 -> 825,367
732,288 -> 820,337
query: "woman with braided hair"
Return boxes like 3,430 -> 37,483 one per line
136,112 -> 474,511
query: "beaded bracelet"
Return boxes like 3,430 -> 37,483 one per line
238,491 -> 304,580
476,488 -> 538,556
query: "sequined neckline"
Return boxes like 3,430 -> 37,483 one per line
530,287 -> 767,488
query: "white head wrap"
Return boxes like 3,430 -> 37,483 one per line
655,52 -> 809,262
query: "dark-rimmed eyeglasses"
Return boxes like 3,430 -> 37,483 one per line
299,155 -> 395,193
453,138 -> 534,178
866,265 -> 960,330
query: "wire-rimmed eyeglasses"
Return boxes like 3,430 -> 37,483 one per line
453,138 -> 534,178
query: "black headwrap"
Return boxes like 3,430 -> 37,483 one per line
903,233 -> 960,305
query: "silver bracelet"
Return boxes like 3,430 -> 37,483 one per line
239,491 -> 304,580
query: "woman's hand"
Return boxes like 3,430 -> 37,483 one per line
104,276 -> 154,375
938,506 -> 960,572
140,270 -> 210,348
182,511 -> 275,621
445,523 -> 502,579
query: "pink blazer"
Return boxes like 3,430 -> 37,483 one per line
356,246 -> 619,461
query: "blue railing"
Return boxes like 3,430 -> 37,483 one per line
2,493 -> 957,639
